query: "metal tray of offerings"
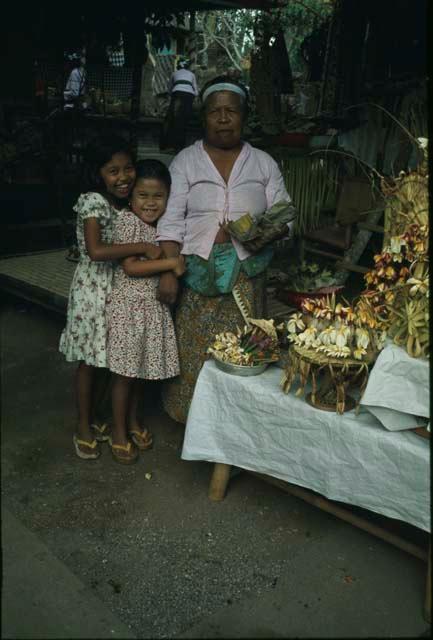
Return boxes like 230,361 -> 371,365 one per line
212,356 -> 268,377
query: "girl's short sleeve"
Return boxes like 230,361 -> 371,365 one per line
113,210 -> 137,244
73,192 -> 112,224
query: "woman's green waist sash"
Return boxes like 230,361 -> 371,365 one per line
183,243 -> 273,296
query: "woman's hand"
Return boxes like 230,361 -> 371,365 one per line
144,244 -> 163,260
173,255 -> 186,278
157,271 -> 179,305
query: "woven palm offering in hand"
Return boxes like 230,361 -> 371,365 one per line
224,200 -> 296,252
281,293 -> 387,414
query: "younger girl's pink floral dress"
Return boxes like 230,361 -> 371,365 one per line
107,210 -> 179,380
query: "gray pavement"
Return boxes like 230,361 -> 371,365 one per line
1,296 -> 430,638
2,508 -> 135,639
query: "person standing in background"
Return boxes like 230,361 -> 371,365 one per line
64,51 -> 87,110
160,57 -> 198,153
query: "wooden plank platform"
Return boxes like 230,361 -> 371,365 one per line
0,250 -> 75,314
0,249 -> 295,320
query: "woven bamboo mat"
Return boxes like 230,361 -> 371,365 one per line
0,250 -> 75,311
0,249 -> 294,319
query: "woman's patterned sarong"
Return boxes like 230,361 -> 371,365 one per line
162,271 -> 266,424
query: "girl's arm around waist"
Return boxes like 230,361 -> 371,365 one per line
122,254 -> 185,278
84,218 -> 158,261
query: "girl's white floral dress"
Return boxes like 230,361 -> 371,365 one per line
59,192 -> 118,367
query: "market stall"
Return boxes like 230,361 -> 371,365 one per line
181,134 -> 430,621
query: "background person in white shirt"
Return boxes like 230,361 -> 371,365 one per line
64,52 -> 87,109
160,57 -> 198,152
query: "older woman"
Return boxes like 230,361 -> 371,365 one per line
157,75 -> 295,423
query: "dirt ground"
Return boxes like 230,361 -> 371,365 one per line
1,294 -> 430,639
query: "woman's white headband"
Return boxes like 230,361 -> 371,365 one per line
202,83 -> 246,103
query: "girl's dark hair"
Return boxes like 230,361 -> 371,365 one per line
84,135 -> 135,192
134,159 -> 171,193
199,74 -> 249,118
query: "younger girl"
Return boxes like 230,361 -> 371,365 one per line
59,137 -> 161,460
106,160 -> 185,464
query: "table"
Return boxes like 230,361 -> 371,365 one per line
183,360 -> 430,531
182,360 -> 431,620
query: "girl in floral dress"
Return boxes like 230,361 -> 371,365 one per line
59,137 -> 161,461
106,160 -> 185,464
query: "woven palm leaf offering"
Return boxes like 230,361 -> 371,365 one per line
361,137 -> 429,359
207,318 -> 281,376
281,293 -> 387,414
224,200 -> 297,252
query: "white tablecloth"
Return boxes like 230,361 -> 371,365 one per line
182,360 -> 431,532
360,341 -> 430,431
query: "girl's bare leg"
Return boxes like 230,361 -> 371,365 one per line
128,380 -> 153,448
76,361 -> 95,443
128,380 -> 142,433
111,373 -> 133,446
91,367 -> 112,426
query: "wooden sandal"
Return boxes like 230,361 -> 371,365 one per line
73,434 -> 101,460
90,422 -> 111,442
129,428 -> 153,451
108,437 -> 138,465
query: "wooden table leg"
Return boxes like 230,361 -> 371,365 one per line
208,463 -> 231,502
424,540 -> 431,623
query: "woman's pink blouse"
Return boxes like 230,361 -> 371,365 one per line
156,140 -> 293,260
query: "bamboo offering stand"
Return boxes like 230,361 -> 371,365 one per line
281,345 -> 375,414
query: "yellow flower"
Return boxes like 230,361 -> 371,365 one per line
385,266 -> 396,280
392,253 -> 403,263
336,304 -> 356,322
344,307 -> 356,323
353,347 -> 367,360
314,307 -> 333,320
414,240 -> 426,254
355,299 -> 377,330
407,276 -> 429,296
384,290 -> 395,304
318,327 -> 335,346
287,313 -> 305,334
335,326 -> 351,348
301,299 -> 316,314
365,271 -> 378,286
298,326 -> 318,347
355,328 -> 370,350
